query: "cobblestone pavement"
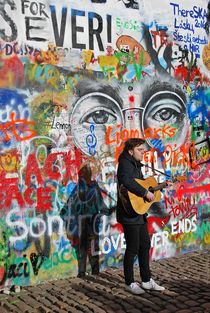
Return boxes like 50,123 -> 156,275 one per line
0,249 -> 209,313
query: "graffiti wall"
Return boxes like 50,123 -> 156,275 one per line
0,0 -> 209,287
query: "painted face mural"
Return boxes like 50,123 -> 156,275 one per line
0,0 -> 209,288
70,90 -> 124,156
69,77 -> 189,159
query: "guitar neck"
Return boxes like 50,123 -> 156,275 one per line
150,181 -> 167,192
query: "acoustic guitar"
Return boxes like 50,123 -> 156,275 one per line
128,177 -> 170,215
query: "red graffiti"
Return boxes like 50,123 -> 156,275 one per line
0,55 -> 24,88
0,112 -> 37,143
147,216 -> 170,234
0,172 -> 52,212
129,95 -> 135,103
161,142 -> 193,167
177,184 -> 210,198
174,65 -> 203,84
164,195 -> 197,219
24,149 -> 84,186
151,30 -> 171,49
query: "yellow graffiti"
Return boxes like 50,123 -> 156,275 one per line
0,150 -> 19,173
31,91 -> 68,109
204,233 -> 210,244
31,91 -> 69,136
98,55 -> 118,67
97,55 -> 119,79
172,233 -> 186,247
36,43 -> 59,65
202,42 -> 210,71
82,50 -> 94,66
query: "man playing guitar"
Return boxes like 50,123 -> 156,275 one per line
117,138 -> 169,295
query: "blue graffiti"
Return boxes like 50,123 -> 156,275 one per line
86,124 -> 97,156
0,89 -> 29,121
0,89 -> 29,149
188,88 -> 210,129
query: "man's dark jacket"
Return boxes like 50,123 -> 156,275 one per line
117,150 -> 148,224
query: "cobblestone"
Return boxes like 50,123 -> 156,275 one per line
184,300 -> 201,307
0,249 -> 209,313
202,302 -> 210,310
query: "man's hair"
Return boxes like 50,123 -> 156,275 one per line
123,138 -> 145,152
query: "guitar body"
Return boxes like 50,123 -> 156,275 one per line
128,177 -> 161,215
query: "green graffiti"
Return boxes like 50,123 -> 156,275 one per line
25,63 -> 81,91
42,248 -> 74,270
116,17 -> 142,32
193,221 -> 210,242
115,50 -> 144,81
133,51 -> 144,80
101,66 -> 116,79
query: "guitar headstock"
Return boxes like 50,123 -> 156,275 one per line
171,175 -> 187,183
176,175 -> 187,182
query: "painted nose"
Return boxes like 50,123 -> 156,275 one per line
123,109 -> 142,136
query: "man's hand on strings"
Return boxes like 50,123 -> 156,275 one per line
145,190 -> 155,202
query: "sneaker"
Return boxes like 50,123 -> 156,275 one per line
125,282 -> 145,295
142,278 -> 165,291
14,286 -> 21,293
3,287 -> 10,295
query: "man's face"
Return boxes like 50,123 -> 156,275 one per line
128,144 -> 145,161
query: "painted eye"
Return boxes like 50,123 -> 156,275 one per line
142,91 -> 187,150
143,94 -> 186,127
81,109 -> 117,125
152,107 -> 181,123
70,92 -> 124,156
